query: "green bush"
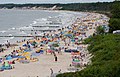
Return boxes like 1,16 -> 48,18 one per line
111,1 -> 120,18
96,26 -> 105,34
56,34 -> 120,77
109,18 -> 120,33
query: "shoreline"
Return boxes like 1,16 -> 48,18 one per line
0,9 -> 83,44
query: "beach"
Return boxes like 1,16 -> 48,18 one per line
0,11 -> 109,77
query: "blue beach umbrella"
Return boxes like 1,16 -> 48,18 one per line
6,55 -> 12,60
65,34 -> 73,37
18,56 -> 25,58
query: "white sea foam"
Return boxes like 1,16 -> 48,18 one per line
38,33 -> 44,36
48,16 -> 52,18
0,30 -> 6,33
10,37 -> 14,39
19,31 -> 27,34
8,27 -> 16,30
33,21 -> 37,24
11,27 -> 16,30
36,19 -> 40,21
8,34 -> 13,36
19,26 -> 33,30
41,18 -> 47,21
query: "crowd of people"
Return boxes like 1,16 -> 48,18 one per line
0,12 -> 109,77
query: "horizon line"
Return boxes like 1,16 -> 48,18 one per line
0,1 -> 114,5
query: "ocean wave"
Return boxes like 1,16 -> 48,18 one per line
0,30 -> 6,33
8,27 -> 16,30
48,16 -> 52,18
19,31 -> 27,34
35,19 -> 41,21
33,21 -> 37,24
11,27 -> 16,30
19,26 -> 33,30
8,34 -> 13,36
41,18 -> 47,21
10,37 -> 14,39
2,36 -> 14,44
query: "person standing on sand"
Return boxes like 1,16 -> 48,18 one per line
50,68 -> 53,77
53,51 -> 57,62
55,56 -> 57,62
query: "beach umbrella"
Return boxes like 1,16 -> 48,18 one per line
31,41 -> 37,46
6,55 -> 12,60
23,44 -> 27,47
60,31 -> 66,35
64,34 -> 73,37
18,56 -> 25,58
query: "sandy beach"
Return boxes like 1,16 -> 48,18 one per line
0,12 -> 109,77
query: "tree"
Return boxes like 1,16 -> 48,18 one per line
109,18 -> 120,32
111,1 -> 120,18
109,1 -> 120,33
96,26 -> 105,34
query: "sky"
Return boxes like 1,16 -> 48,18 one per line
0,0 -> 115,4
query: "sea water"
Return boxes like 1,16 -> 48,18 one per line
0,9 -> 86,44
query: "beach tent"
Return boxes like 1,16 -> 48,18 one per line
64,34 -> 73,37
36,49 -> 44,54
48,41 -> 59,46
0,62 -> 12,70
23,44 -> 31,48
31,41 -> 37,46
24,49 -> 31,52
71,39 -> 75,42
6,55 -> 12,60
47,49 -> 53,53
48,42 -> 54,45
12,55 -> 18,58
23,45 -> 31,52
72,58 -> 80,66
40,50 -> 44,53
23,44 -> 27,47
22,52 -> 30,56
28,44 -> 31,48
64,49 -> 73,53
21,52 -> 31,59
73,58 -> 80,62
29,43 -> 34,48
18,56 -> 25,58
